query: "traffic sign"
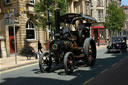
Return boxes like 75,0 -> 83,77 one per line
4,10 -> 15,25
4,14 -> 9,25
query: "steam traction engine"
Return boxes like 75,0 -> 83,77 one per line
39,9 -> 97,74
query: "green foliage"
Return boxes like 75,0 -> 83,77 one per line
33,0 -> 68,30
104,2 -> 126,31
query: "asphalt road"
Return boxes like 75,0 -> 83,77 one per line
0,48 -> 128,85
85,49 -> 128,85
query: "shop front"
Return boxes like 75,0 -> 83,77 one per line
91,25 -> 106,44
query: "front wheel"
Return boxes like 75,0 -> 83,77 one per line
39,52 -> 52,72
64,52 -> 75,75
83,38 -> 97,66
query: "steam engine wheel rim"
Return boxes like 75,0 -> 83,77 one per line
64,52 -> 74,74
39,52 -> 51,72
83,38 -> 96,66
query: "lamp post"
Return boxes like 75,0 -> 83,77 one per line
47,0 -> 52,41
47,0 -> 50,29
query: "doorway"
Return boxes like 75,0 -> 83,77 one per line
9,27 -> 18,54
0,41 -> 1,58
94,29 -> 98,42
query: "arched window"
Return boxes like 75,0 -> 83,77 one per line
5,0 -> 10,4
26,20 -> 35,40
29,0 -> 35,4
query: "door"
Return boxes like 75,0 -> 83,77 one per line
99,29 -> 106,44
94,29 -> 98,42
9,27 -> 15,53
0,41 -> 1,58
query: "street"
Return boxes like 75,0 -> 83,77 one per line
0,47 -> 128,85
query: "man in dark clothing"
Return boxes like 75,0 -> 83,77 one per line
77,20 -> 85,30
38,41 -> 43,53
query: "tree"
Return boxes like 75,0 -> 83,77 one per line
104,2 -> 126,39
33,0 -> 68,30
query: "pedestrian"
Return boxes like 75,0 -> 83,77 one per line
38,41 -> 43,53
98,37 -> 100,47
27,43 -> 38,59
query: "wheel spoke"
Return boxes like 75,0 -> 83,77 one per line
39,52 -> 51,72
88,45 -> 94,62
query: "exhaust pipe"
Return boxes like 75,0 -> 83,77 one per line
55,8 -> 60,34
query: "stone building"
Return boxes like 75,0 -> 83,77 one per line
122,6 -> 128,37
68,0 -> 121,44
90,0 -> 121,44
0,0 -> 49,58
68,0 -> 91,15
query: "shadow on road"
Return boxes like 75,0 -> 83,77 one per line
1,50 -> 128,85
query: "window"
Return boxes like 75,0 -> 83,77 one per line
90,0 -> 93,7
125,9 -> 128,14
99,29 -> 105,40
5,0 -> 10,4
29,0 -> 35,4
91,9 -> 93,16
127,16 -> 128,21
97,0 -> 103,7
86,3 -> 90,15
126,22 -> 128,29
26,21 -> 35,40
97,10 -> 103,22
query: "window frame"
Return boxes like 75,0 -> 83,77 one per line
97,9 -> 104,22
29,0 -> 35,5
97,0 -> 103,7
5,0 -> 10,4
26,20 -> 36,40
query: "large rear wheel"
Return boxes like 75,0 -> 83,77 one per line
83,38 -> 96,66
39,52 -> 52,72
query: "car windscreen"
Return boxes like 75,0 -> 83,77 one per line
112,37 -> 122,43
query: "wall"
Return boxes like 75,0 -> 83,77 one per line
0,0 -> 49,57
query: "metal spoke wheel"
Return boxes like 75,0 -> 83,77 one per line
83,38 -> 96,66
39,52 -> 52,72
64,52 -> 74,75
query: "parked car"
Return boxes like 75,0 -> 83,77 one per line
107,36 -> 127,53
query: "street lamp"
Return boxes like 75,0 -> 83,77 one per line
47,0 -> 50,32
47,0 -> 52,41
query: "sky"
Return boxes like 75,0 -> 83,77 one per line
121,0 -> 128,6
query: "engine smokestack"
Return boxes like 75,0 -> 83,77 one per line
55,8 -> 60,34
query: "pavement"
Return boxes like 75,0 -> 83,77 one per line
0,45 -> 107,72
0,55 -> 38,72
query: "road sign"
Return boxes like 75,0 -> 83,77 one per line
4,11 -> 15,25
4,9 -> 17,64
9,12 -> 15,24
4,14 -> 9,25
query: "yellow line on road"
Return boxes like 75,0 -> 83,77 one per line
0,63 -> 38,74
83,77 -> 95,85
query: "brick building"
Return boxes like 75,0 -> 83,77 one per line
0,0 -> 49,58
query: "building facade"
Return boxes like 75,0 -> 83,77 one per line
68,0 -> 121,44
68,0 -> 91,15
90,0 -> 121,44
0,0 -> 48,58
122,6 -> 128,36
